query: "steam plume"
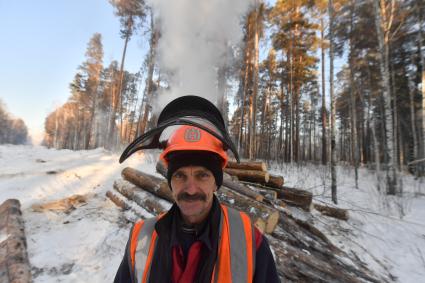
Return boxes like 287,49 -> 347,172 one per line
146,0 -> 254,110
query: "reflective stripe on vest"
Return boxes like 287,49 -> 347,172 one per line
130,217 -> 160,283
130,205 -> 256,283
212,205 -> 256,283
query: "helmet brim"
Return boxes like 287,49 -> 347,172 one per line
120,96 -> 239,164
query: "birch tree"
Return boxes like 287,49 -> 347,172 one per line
373,0 -> 398,194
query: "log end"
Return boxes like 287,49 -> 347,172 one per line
254,218 -> 266,234
265,211 -> 280,234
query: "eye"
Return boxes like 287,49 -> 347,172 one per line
172,171 -> 185,179
197,171 -> 212,179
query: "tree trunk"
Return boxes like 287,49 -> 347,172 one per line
329,0 -> 337,204
117,20 -> 132,143
321,19 -> 328,165
418,3 -> 425,176
217,65 -> 228,127
408,70 -> 419,175
139,13 -> 158,136
373,0 -> 398,194
348,0 -> 359,188
107,67 -> 118,149
249,3 -> 260,161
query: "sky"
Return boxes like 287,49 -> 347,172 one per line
0,0 -> 148,144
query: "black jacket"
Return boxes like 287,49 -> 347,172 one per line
114,197 -> 280,283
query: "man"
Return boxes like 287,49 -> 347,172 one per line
114,125 -> 280,283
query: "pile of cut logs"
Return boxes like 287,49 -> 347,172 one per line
107,161 -> 388,282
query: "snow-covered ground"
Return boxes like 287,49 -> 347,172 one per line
1,145 -> 424,282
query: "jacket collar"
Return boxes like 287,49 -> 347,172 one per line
155,196 -> 221,251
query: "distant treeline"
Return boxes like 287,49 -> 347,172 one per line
0,100 -> 28,145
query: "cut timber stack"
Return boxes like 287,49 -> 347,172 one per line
108,166 -> 389,283
225,160 -> 313,211
0,199 -> 32,283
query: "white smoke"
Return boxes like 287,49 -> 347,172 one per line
146,0 -> 255,111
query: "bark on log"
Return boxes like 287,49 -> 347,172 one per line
217,187 -> 279,234
113,179 -> 169,214
257,189 -> 277,201
313,203 -> 349,221
277,186 -> 312,211
106,189 -> 155,220
270,210 -> 385,283
265,174 -> 284,189
226,160 -> 267,171
106,190 -> 129,210
223,173 -> 264,202
122,167 -> 174,203
224,168 -> 270,184
241,182 -> 312,211
0,199 -> 32,283
156,161 -> 167,177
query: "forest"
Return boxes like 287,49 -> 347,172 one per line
42,0 -> 425,203
0,99 -> 29,145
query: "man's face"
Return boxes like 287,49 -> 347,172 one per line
170,165 -> 217,224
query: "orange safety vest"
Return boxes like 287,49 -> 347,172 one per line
129,204 -> 256,283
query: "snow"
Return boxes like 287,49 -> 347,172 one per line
0,145 -> 152,282
269,162 -> 425,283
1,144 -> 424,282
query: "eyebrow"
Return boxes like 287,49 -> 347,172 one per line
174,168 -> 211,175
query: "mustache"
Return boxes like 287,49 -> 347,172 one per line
177,192 -> 207,202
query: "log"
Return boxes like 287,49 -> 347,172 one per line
277,186 -> 312,211
224,168 -> 270,184
106,190 -> 129,210
0,199 -> 32,283
156,161 -> 167,177
270,210 -> 385,283
241,182 -> 312,211
257,189 -> 277,201
122,167 -> 174,203
313,203 -> 349,221
223,173 -> 264,202
113,179 -> 169,214
265,174 -> 284,189
217,187 -> 280,234
226,160 -> 267,171
106,189 -> 153,220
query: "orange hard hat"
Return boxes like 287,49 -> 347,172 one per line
159,125 -> 228,168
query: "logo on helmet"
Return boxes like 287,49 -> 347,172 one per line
184,128 -> 201,142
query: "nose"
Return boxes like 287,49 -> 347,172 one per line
183,170 -> 198,194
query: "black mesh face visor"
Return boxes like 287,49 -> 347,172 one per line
119,96 -> 240,163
